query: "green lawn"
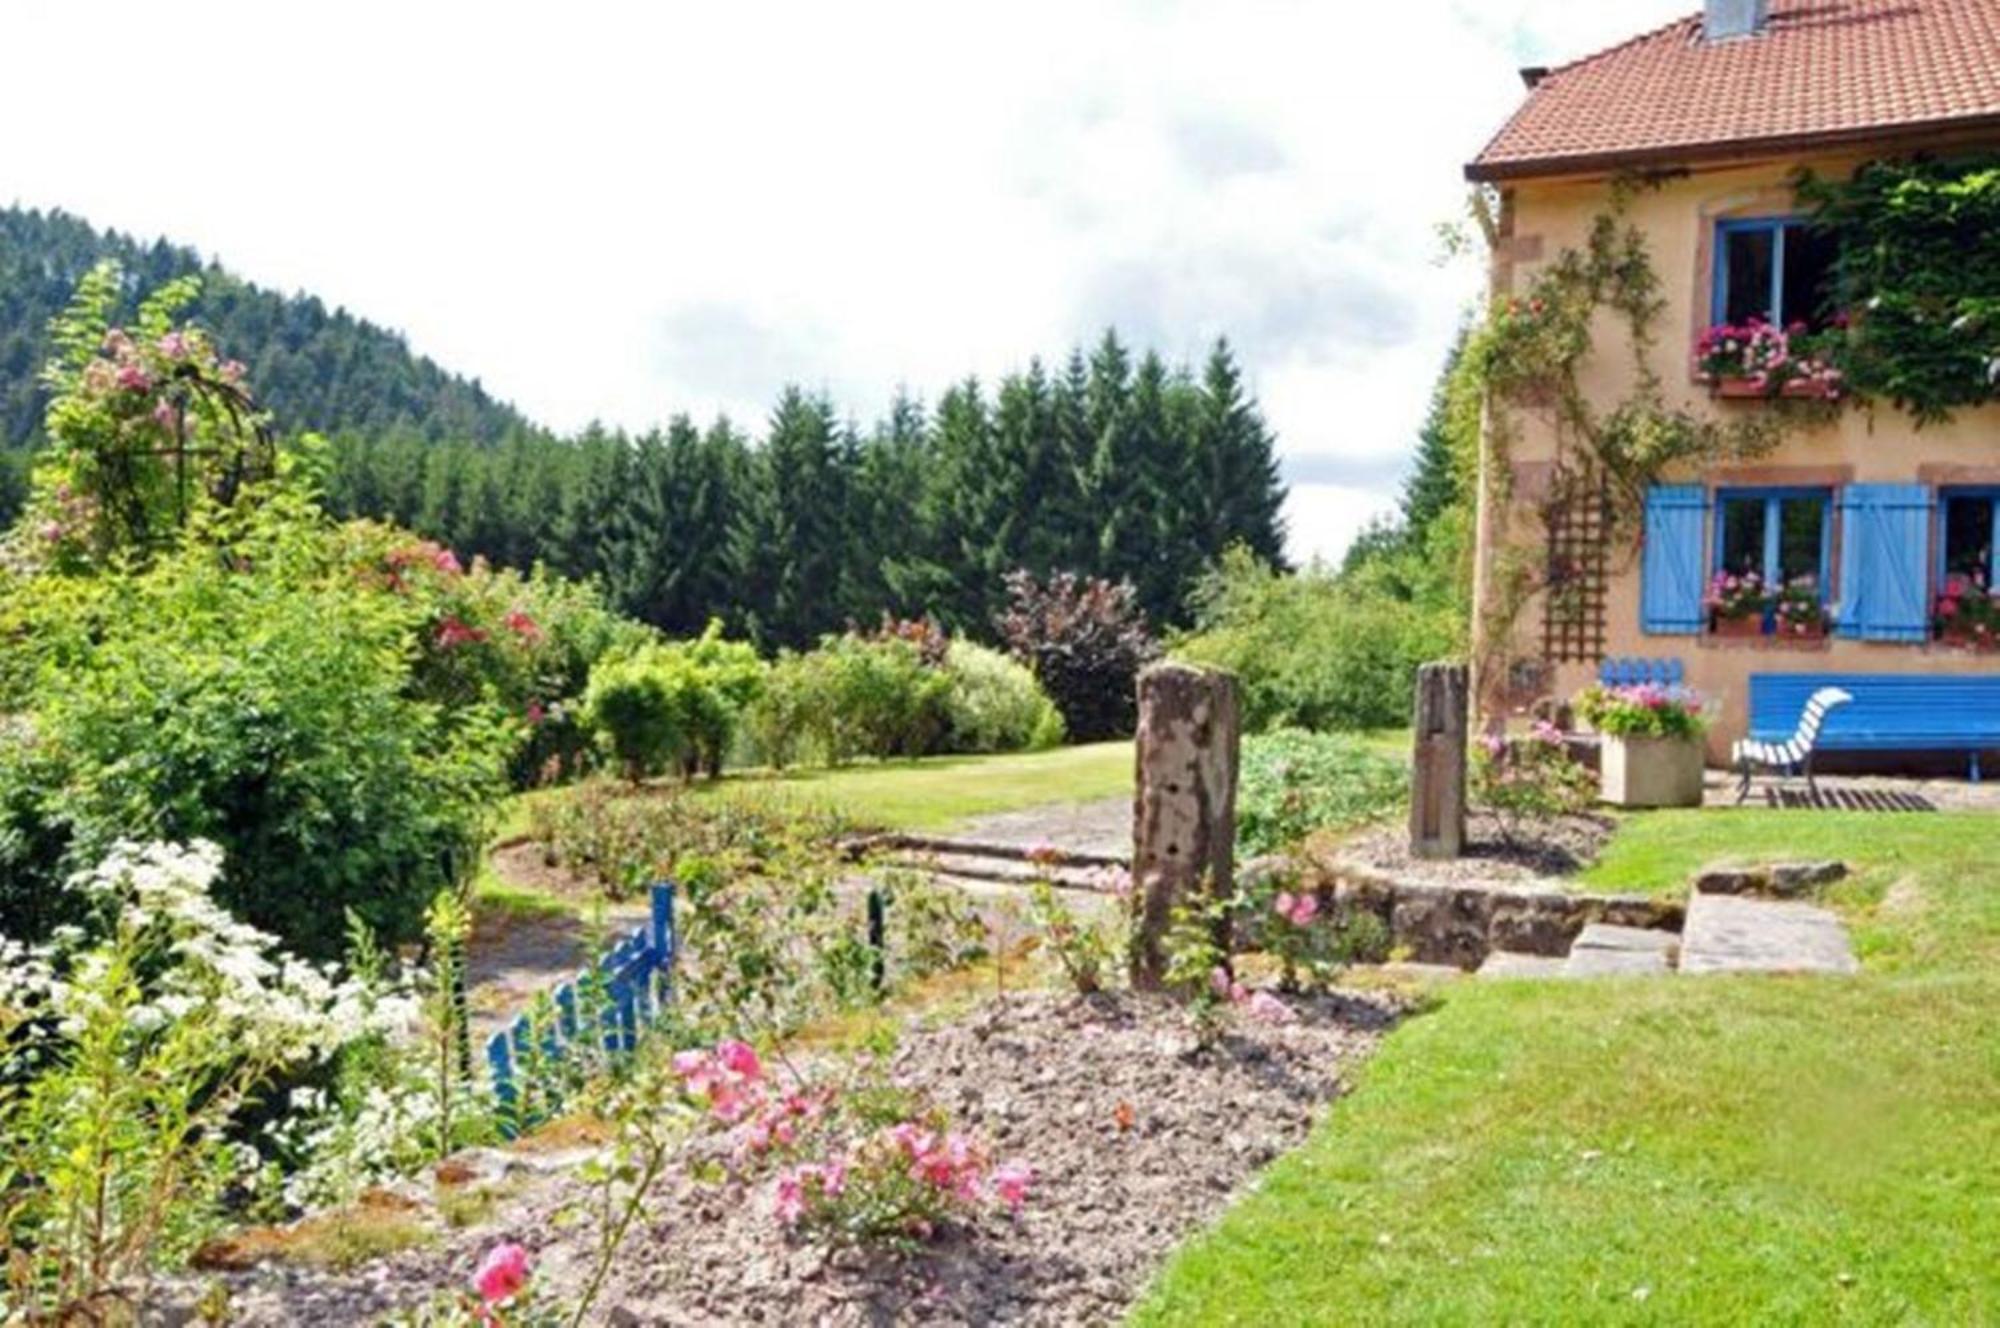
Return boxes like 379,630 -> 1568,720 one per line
1135,809 -> 2000,1325
695,740 -> 1131,830
498,741 -> 1133,841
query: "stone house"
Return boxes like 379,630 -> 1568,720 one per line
1465,0 -> 2000,767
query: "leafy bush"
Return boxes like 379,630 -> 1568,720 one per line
745,635 -> 951,767
527,781 -> 983,1036
528,780 -> 848,900
580,624 -> 766,783
1472,723 -> 1596,845
0,842 -> 419,1316
0,500 -> 509,957
940,640 -> 1065,753
582,653 -> 698,783
996,569 -> 1158,742
1235,729 -> 1407,856
343,524 -> 649,788
1177,547 -> 1463,733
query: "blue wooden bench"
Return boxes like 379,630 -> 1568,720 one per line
1599,657 -> 1685,687
1748,673 -> 2000,782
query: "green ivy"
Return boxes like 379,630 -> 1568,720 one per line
1796,156 -> 2000,424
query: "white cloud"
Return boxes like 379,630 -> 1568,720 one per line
0,0 -> 1690,562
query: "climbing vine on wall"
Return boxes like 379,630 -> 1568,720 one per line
1795,154 -> 2000,425
1465,177 -> 1829,682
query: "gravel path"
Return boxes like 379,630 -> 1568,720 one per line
942,796 -> 1132,859
204,988 -> 1395,1326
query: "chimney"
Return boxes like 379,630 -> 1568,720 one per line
1704,0 -> 1770,41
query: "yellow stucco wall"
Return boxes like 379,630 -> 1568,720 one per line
1476,150 -> 2000,760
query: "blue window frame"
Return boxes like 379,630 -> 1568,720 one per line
1938,487 -> 2000,591
1714,487 -> 1833,604
1712,217 -> 1840,329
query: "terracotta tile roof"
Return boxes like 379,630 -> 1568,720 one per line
1468,1 -> 2000,181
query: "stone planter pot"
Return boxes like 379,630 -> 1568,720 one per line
1710,614 -> 1764,639
1600,734 -> 1705,808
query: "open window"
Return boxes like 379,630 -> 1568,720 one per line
1712,218 -> 1840,330
1939,489 -> 1998,590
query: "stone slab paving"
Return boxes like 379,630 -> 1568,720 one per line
1679,892 -> 1859,975
1563,924 -> 1676,976
1475,950 -> 1568,979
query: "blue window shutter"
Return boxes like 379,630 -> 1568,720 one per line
1640,484 -> 1706,634
1837,484 -> 1933,641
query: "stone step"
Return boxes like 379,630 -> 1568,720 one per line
1562,921 -> 1676,977
1678,892 -> 1858,975
1476,950 -> 1569,979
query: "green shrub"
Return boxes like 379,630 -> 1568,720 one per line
0,503 -> 509,957
941,640 -> 1065,753
1235,729 -> 1406,856
1177,546 -> 1464,733
342,521 -> 650,789
581,624 -> 767,782
1472,724 -> 1595,845
744,650 -> 817,770
745,635 -> 950,767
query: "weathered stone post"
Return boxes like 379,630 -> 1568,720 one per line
1129,662 -> 1240,991
1409,661 -> 1469,860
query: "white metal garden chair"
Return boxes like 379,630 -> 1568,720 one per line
1731,686 -> 1853,804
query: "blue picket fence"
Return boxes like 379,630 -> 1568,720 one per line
486,880 -> 678,1135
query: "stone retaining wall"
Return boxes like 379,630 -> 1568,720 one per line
1257,855 -> 1684,970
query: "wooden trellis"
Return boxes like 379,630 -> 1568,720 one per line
1541,475 -> 1610,663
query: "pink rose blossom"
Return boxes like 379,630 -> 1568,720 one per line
473,1243 -> 530,1304
1246,990 -> 1297,1025
716,1038 -> 762,1080
990,1162 -> 1033,1211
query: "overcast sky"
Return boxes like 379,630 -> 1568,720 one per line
2,0 -> 1691,564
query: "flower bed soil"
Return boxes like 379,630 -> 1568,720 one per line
1325,809 -> 1614,888
204,989 -> 1396,1326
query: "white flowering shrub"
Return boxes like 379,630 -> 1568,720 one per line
0,840 -> 419,1319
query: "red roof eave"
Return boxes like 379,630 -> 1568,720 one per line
1465,111 -> 2000,184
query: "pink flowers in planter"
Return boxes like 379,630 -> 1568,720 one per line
1695,318 -> 1845,399
1705,568 -> 1766,621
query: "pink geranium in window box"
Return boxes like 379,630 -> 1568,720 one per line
1695,318 -> 1845,400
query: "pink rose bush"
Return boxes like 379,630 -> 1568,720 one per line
1470,720 -> 1597,845
671,1039 -> 1033,1247
473,1242 -> 531,1307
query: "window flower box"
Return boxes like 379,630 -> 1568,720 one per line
1938,626 -> 2000,651
1711,614 -> 1765,639
1933,577 -> 1999,648
1694,319 -> 1845,401
1709,375 -> 1843,401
